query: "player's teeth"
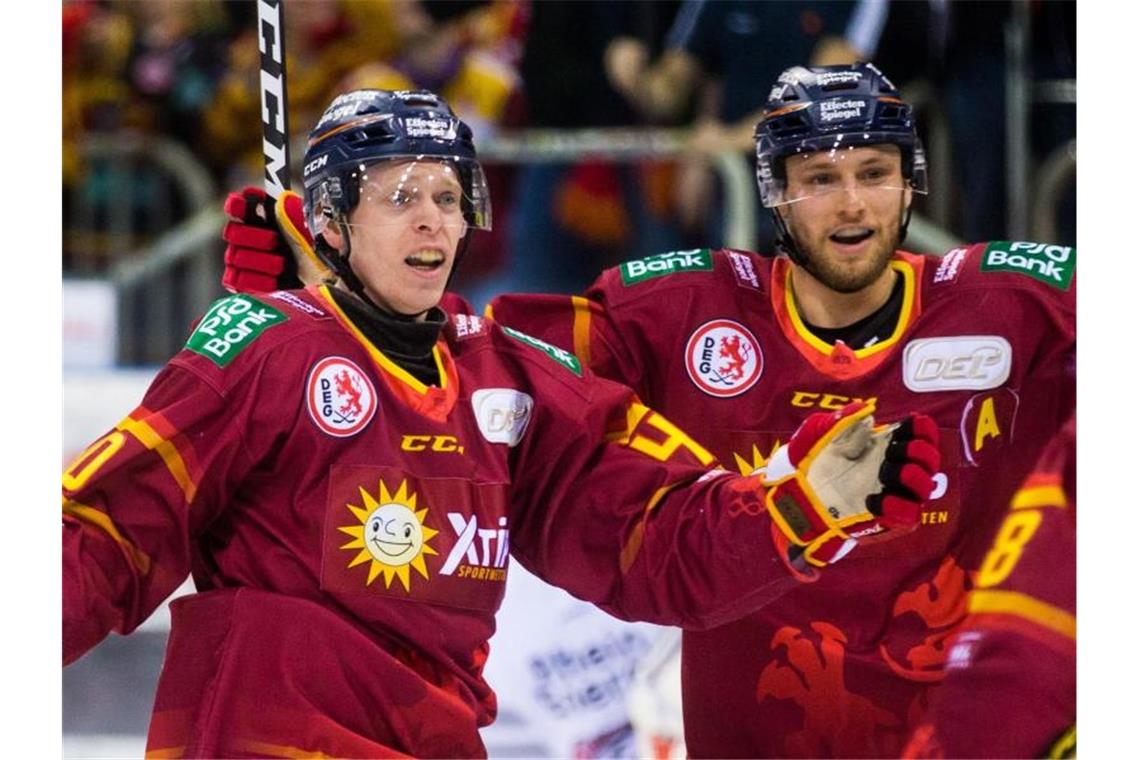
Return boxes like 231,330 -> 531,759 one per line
407,251 -> 444,265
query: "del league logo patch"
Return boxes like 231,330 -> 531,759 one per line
685,320 -> 763,397
307,356 -> 378,437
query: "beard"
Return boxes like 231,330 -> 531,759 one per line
799,226 -> 899,293
783,199 -> 906,294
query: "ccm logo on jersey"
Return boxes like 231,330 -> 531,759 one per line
306,357 -> 378,436
401,435 -> 465,454
685,319 -> 764,397
903,336 -> 1011,392
472,388 -> 533,447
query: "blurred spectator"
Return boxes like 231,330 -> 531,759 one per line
63,0 -> 239,273
201,0 -> 410,188
876,1 -> 1074,244
609,0 -> 886,247
467,1 -> 687,307
63,0 -> 527,277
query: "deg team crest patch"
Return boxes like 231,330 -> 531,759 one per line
306,356 -> 378,437
685,319 -> 764,397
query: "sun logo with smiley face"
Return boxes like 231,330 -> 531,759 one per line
337,479 -> 439,592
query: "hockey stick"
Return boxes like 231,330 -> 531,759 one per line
257,0 -> 291,198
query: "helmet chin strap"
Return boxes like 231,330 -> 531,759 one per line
771,207 -> 808,267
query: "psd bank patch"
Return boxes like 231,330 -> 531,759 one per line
980,241 -> 1075,291
620,249 -> 713,285
186,295 -> 287,367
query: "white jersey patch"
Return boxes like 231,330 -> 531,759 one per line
903,336 -> 1012,393
306,356 -> 378,437
473,388 -> 534,447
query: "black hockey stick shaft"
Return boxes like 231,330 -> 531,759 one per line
257,0 -> 291,198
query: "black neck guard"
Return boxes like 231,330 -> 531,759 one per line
330,288 -> 447,386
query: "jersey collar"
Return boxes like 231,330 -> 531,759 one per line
316,285 -> 458,421
770,253 -> 925,379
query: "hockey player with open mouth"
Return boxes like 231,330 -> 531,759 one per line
62,87 -> 941,757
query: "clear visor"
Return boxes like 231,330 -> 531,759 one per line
759,141 -> 927,209
310,156 -> 491,236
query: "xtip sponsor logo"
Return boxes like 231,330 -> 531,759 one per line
186,295 -> 286,367
472,388 -> 534,447
981,241 -> 1075,290
439,513 -> 509,581
903,336 -> 1012,393
306,356 -> 378,437
685,320 -> 764,397
620,249 -> 712,285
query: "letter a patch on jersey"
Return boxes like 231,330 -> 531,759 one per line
959,388 -> 1019,467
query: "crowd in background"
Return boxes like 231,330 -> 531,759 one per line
62,0 -> 1075,310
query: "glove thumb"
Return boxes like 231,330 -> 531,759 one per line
276,191 -> 334,285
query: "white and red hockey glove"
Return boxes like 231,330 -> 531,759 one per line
763,401 -> 941,568
221,186 -> 331,293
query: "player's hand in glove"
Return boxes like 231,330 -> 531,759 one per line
221,187 -> 332,293
763,401 -> 941,568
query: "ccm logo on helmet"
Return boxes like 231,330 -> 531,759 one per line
903,336 -> 1011,393
303,154 -> 329,178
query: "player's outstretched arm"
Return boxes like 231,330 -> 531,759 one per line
503,360 -> 941,628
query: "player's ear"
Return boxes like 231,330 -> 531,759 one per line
321,224 -> 345,253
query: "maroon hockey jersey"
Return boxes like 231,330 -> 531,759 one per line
904,414 -> 1076,759
489,242 -> 1075,757
62,285 -> 807,758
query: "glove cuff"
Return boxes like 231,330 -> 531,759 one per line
765,475 -> 873,566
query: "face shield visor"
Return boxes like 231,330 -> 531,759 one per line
757,136 -> 928,209
309,155 -> 492,237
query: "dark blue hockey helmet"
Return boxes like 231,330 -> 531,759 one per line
302,88 -> 491,237
754,62 -> 927,209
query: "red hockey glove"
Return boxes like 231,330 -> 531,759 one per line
221,187 -> 330,293
763,401 -> 940,568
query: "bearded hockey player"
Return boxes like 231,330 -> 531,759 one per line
483,63 -> 1076,757
63,88 -> 942,758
